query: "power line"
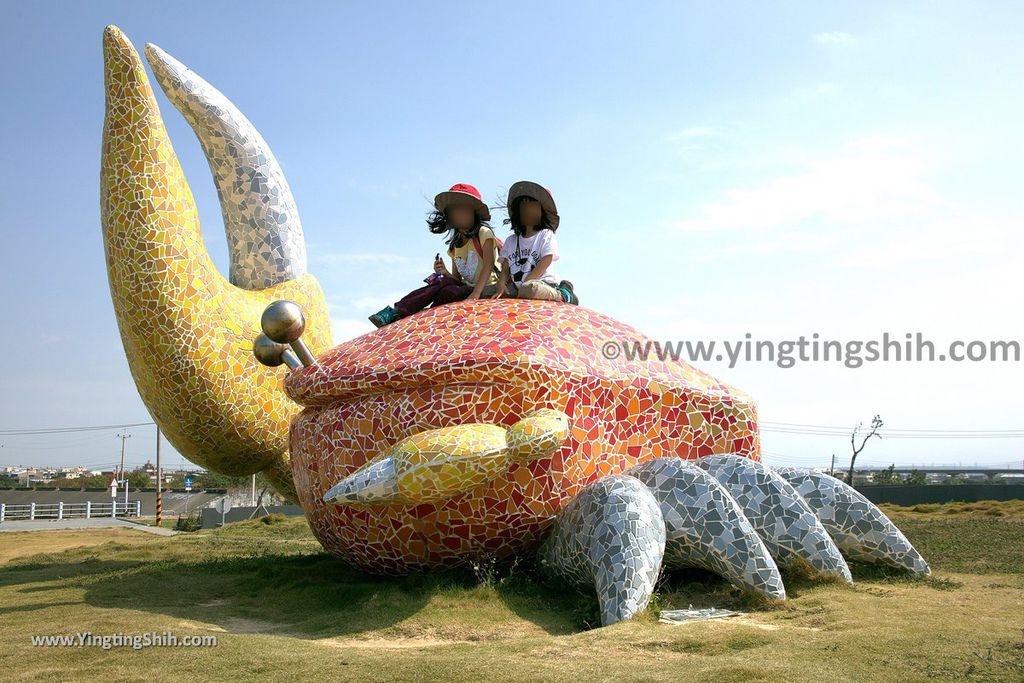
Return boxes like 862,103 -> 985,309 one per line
762,428 -> 1024,439
2,419 -> 1022,440
0,422 -> 155,436
761,421 -> 1024,439
763,420 -> 1024,434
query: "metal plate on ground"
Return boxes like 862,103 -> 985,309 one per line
659,607 -> 742,625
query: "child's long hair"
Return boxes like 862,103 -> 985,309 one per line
502,196 -> 557,236
427,209 -> 490,251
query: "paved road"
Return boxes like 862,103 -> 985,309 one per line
0,518 -> 178,536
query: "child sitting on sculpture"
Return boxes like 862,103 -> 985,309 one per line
494,181 -> 578,304
369,183 -> 501,328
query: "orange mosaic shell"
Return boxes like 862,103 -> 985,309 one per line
287,299 -> 760,573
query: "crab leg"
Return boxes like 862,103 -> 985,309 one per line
324,409 -> 569,505
539,475 -> 666,626
775,467 -> 931,576
627,458 -> 786,599
697,455 -> 854,583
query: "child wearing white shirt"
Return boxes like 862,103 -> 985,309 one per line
495,181 -> 578,304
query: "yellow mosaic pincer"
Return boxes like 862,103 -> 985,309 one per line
324,409 -> 570,506
100,26 -> 332,487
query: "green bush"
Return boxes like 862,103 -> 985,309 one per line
174,513 -> 202,532
260,513 -> 288,525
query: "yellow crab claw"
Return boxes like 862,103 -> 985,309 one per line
506,408 -> 570,461
325,410 -> 571,506
100,26 -> 332,481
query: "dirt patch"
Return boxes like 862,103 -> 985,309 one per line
727,615 -> 820,632
175,616 -> 283,635
317,636 -> 474,649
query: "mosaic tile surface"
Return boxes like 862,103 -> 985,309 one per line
323,409 -> 570,505
145,44 -> 308,290
697,455 -> 853,582
100,26 -> 331,483
627,458 -> 786,599
539,475 -> 666,626
286,299 -> 760,574
776,467 -> 931,576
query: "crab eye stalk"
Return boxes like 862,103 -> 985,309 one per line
253,333 -> 303,370
261,300 -> 317,367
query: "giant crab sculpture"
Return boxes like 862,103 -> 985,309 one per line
100,26 -> 929,626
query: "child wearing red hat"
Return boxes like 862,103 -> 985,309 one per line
369,183 -> 501,327
494,181 -> 578,304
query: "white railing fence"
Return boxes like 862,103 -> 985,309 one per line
0,500 -> 141,522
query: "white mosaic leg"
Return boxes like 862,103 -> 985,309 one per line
627,458 -> 786,599
540,475 -> 666,626
144,44 -> 308,290
775,467 -> 931,576
697,455 -> 853,583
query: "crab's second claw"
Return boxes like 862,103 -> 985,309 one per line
627,458 -> 786,600
776,467 -> 931,576
540,475 -> 666,626
324,411 -> 570,507
506,408 -> 570,462
698,455 -> 854,583
324,424 -> 510,506
324,457 -> 401,505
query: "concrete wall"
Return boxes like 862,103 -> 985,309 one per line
200,505 -> 305,528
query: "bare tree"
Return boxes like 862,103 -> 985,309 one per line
246,484 -> 272,520
847,414 -> 883,487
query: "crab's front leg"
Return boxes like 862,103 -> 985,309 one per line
324,409 -> 569,505
539,475 -> 667,626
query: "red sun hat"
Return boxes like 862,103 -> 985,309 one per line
434,182 -> 491,221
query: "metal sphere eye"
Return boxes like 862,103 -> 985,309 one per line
261,300 -> 305,344
252,333 -> 287,367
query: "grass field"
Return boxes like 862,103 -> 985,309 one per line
0,502 -> 1021,682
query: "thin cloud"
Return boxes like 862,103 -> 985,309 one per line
793,82 -> 840,99
313,251 -> 413,265
669,136 -> 937,233
331,316 -> 375,343
669,126 -> 717,142
812,31 -> 857,46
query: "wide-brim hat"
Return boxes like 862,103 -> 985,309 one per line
434,182 -> 491,221
507,180 -> 560,230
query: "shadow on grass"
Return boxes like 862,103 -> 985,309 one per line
0,532 -> 834,637
0,522 -> 590,638
78,551 -> 447,638
91,551 -> 603,638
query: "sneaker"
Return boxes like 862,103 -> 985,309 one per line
557,280 -> 579,305
368,306 -> 401,328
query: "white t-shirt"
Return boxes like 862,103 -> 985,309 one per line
499,230 -> 560,286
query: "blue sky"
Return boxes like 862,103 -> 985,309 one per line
1,1 -> 1021,472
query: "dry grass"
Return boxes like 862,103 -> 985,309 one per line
0,528 -> 162,564
0,504 -> 1021,682
880,498 -> 1024,520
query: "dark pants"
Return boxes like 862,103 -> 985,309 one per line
394,275 -> 473,317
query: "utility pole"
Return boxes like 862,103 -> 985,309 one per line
250,474 -> 256,507
117,432 -> 131,515
829,453 -> 835,476
155,427 -> 162,527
